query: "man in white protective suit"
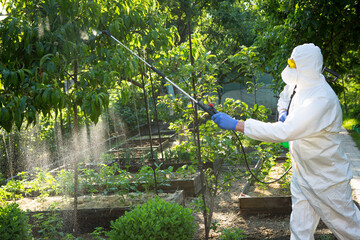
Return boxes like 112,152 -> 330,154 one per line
212,43 -> 360,239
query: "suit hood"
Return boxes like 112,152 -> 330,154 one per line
282,43 -> 326,89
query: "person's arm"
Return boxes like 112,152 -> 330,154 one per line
213,89 -> 339,143
277,84 -> 293,112
235,120 -> 245,133
244,94 -> 338,142
277,84 -> 295,122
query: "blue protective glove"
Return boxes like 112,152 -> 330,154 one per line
211,112 -> 238,131
278,110 -> 287,122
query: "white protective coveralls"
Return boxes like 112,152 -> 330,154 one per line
244,43 -> 360,239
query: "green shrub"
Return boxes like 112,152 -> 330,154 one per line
107,197 -> 195,240
0,203 -> 32,240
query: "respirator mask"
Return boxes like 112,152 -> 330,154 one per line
281,59 -> 298,85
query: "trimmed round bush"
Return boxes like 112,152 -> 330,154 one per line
107,197 -> 195,240
0,203 -> 32,240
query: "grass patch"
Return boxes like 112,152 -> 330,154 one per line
343,118 -> 359,130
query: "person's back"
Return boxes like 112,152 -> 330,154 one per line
289,80 -> 351,190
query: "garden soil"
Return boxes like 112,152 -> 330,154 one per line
15,192 -> 182,211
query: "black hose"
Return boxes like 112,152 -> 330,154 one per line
231,129 -> 292,184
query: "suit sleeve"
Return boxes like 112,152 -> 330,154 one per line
277,84 -> 294,112
245,93 -> 338,143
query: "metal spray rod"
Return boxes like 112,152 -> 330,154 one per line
101,30 -> 217,116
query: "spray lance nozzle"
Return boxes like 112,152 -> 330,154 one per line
101,29 -> 218,117
322,66 -> 339,82
101,30 -> 111,37
199,103 -> 218,116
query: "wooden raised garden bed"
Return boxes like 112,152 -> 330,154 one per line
109,138 -> 170,157
107,129 -> 177,164
238,195 -> 292,215
47,130 -> 177,174
130,130 -> 177,142
110,160 -> 216,173
21,190 -> 184,234
23,170 -> 202,199
166,172 -> 202,197
90,172 -> 203,197
136,172 -> 202,197
238,157 -> 292,215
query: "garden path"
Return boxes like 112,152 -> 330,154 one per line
341,128 -> 360,202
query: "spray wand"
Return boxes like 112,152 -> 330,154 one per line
101,30 -> 293,184
101,30 -> 217,117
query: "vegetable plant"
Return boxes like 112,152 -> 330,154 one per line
32,205 -> 64,239
26,168 -> 57,199
135,164 -> 173,192
219,227 -> 247,240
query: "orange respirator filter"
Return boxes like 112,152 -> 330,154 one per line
288,59 -> 296,69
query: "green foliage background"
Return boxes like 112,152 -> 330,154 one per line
0,0 -> 359,182
0,0 -> 358,131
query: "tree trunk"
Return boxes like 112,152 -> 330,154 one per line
73,60 -> 79,236
140,63 -> 158,195
188,20 -> 209,240
86,123 -> 94,164
2,133 -> 13,178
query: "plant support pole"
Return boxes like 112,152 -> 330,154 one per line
140,58 -> 158,195
188,20 -> 209,240
148,69 -> 164,160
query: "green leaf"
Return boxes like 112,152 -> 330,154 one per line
40,54 -> 54,67
47,61 -> 56,73
52,90 -> 60,105
14,108 -> 22,130
17,69 -> 25,82
42,88 -> 51,103
9,71 -> 17,86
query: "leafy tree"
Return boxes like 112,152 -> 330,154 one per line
252,0 -> 360,95
230,46 -> 264,105
157,0 -> 204,44
0,0 -> 176,132
200,0 -> 257,91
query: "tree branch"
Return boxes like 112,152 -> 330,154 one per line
122,77 -> 143,88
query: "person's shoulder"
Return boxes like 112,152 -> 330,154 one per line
312,82 -> 337,99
